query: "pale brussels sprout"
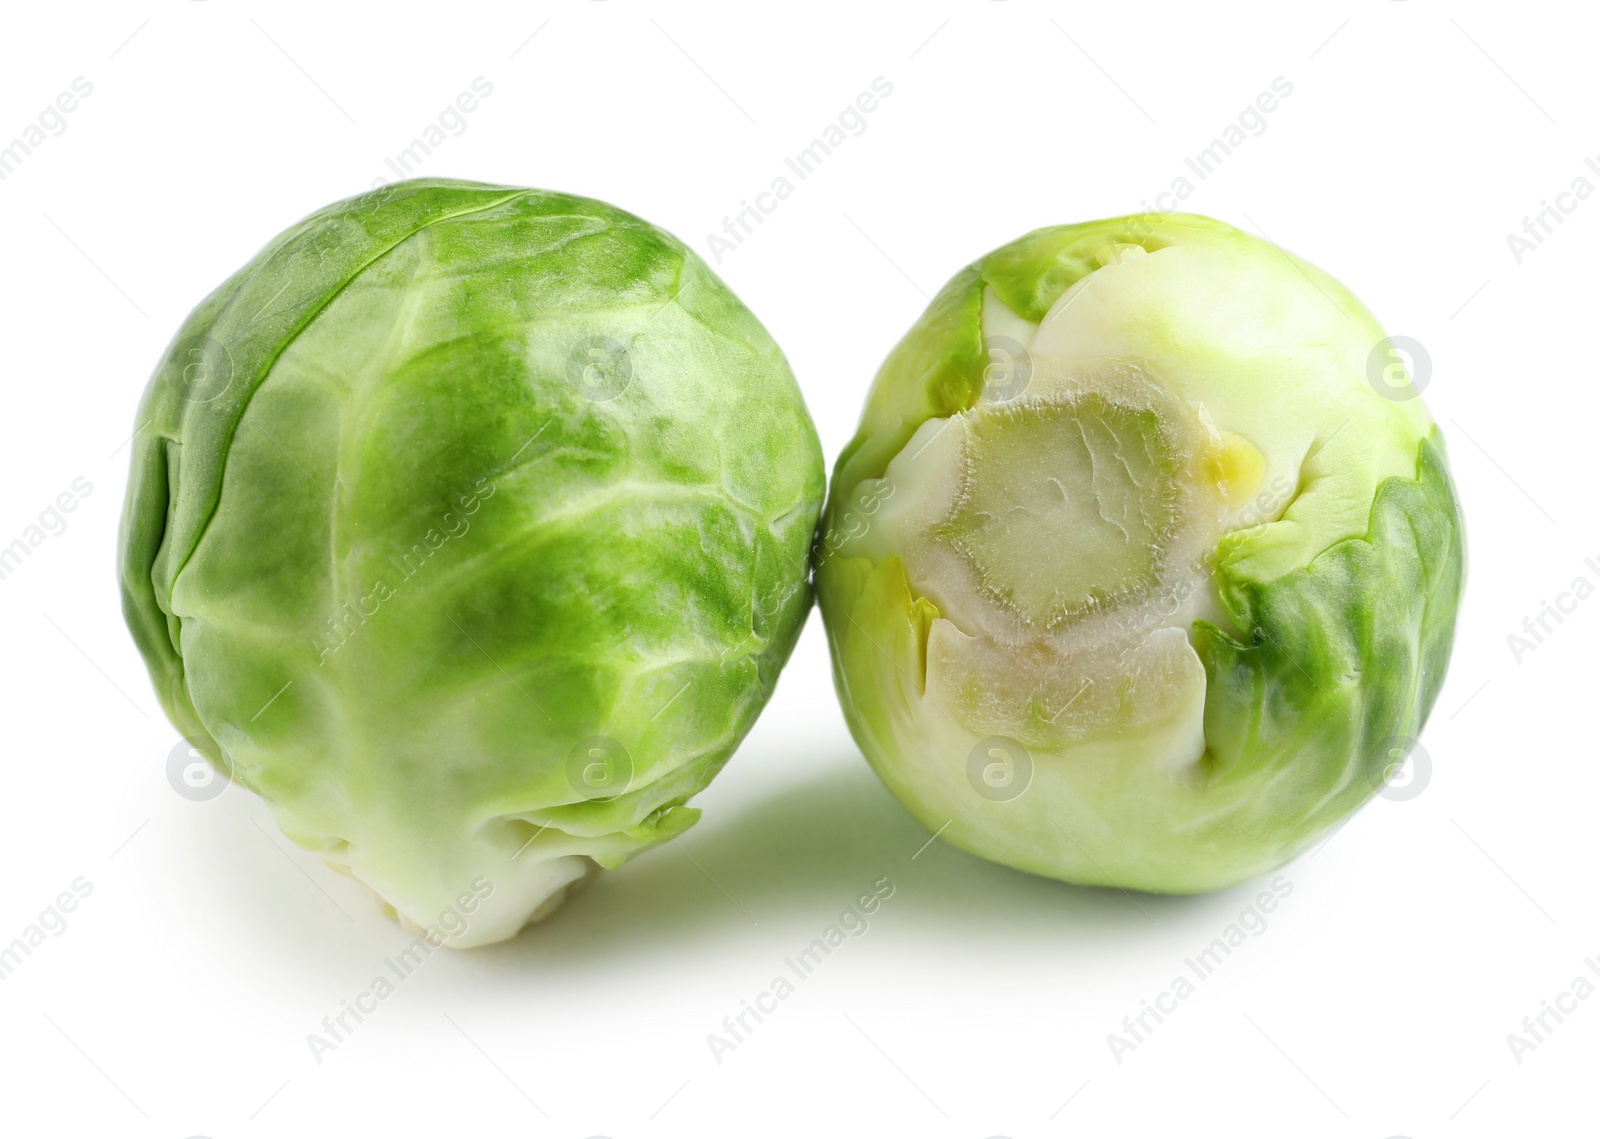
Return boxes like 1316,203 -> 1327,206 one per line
818,213 -> 1463,893
120,180 -> 823,946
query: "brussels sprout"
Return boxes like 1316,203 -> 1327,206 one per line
818,213 -> 1463,893
120,179 -> 823,946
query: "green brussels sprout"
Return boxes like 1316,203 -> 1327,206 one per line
818,213 -> 1463,894
120,179 -> 824,946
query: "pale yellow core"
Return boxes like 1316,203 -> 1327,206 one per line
1211,430 -> 1266,508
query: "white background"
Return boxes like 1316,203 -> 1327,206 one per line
1,1 -> 1594,1136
